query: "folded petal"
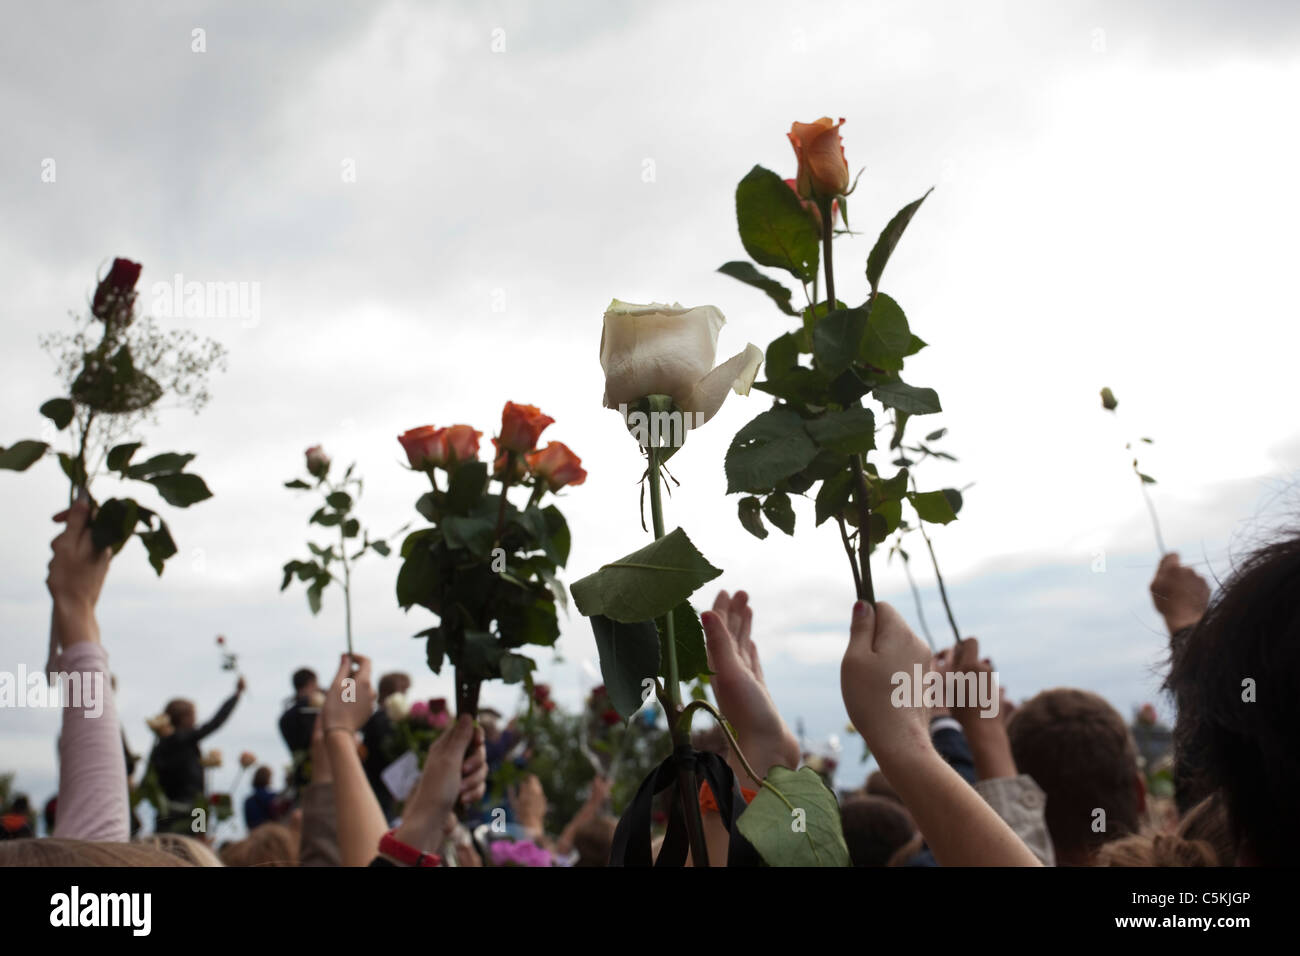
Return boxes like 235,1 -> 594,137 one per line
679,343 -> 764,429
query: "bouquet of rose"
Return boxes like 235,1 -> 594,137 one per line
380,694 -> 453,767
395,402 -> 585,717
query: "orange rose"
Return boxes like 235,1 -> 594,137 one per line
498,402 -> 555,454
398,426 -> 449,469
788,117 -> 850,200
526,442 -> 587,492
443,424 -> 482,464
491,438 -> 528,481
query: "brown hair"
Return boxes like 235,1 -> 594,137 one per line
0,838 -> 195,866
840,795 -> 917,866
377,672 -> 411,702
1007,688 -> 1141,863
573,816 -> 617,866
218,822 -> 298,867
252,766 -> 273,789
164,698 -> 196,730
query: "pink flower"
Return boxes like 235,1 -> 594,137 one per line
428,698 -> 450,730
409,700 -> 431,727
489,839 -> 553,867
305,445 -> 330,479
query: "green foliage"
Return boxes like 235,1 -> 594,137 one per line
571,527 -> 722,623
737,766 -> 851,867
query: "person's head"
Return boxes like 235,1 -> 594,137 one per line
164,698 -> 196,731
573,816 -> 618,866
0,838 -> 195,866
863,770 -> 902,804
134,833 -> 224,867
218,822 -> 297,867
1007,688 -> 1144,865
1165,533 -> 1300,866
377,672 -> 411,704
1094,794 -> 1233,867
840,795 -> 917,866
252,766 -> 273,789
292,668 -> 318,698
8,794 -> 30,815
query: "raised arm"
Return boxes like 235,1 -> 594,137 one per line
841,601 -> 1041,867
48,495 -> 128,843
192,677 -> 245,742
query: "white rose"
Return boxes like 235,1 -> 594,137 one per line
600,300 -> 763,432
384,692 -> 411,723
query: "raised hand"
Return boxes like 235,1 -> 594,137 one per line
701,589 -> 800,781
840,600 -> 932,766
392,715 -> 488,853
1150,553 -> 1210,635
321,653 -> 375,735
47,494 -> 113,649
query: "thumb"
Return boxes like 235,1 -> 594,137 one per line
442,713 -> 476,757
849,600 -> 875,648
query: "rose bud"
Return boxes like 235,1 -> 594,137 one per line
1137,703 -> 1158,725
788,117 -> 850,200
1100,387 -> 1118,411
601,708 -> 621,727
409,699 -> 431,727
216,635 -> 225,646
91,257 -> 143,323
239,751 -> 256,768
399,425 -> 449,470
384,692 -> 411,723
201,749 -> 223,768
498,402 -> 555,454
525,442 -> 587,492
305,445 -> 331,479
542,700 -> 556,713
442,425 -> 482,465
533,683 -> 551,701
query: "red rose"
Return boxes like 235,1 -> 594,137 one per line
305,445 -> 330,479
542,700 -> 556,713
215,635 -> 225,646
788,118 -> 850,200
498,402 -> 554,454
398,426 -> 449,470
525,442 -> 587,492
92,257 -> 143,323
533,683 -> 551,702
600,708 -> 621,726
442,425 -> 482,464
428,698 -> 448,715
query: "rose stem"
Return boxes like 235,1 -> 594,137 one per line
647,441 -> 709,866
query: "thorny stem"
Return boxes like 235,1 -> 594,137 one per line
836,516 -> 863,596
850,456 -> 876,604
900,551 -> 936,650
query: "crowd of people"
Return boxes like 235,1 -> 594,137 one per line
1,490 -> 1294,868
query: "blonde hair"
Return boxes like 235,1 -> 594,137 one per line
135,832 -> 224,867
0,838 -> 195,866
218,822 -> 298,867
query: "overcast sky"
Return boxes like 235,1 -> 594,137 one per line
3,0 -> 1299,824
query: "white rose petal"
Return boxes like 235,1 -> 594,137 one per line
599,299 -> 761,430
384,692 -> 411,722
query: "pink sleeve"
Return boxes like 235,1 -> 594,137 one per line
52,642 -> 129,843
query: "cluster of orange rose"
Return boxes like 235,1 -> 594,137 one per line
397,401 -> 586,492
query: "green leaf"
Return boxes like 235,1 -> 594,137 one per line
717,261 -> 799,316
71,345 -> 163,413
284,479 -> 312,489
422,627 -> 447,673
370,539 -> 391,557
126,452 -> 195,479
341,517 -> 360,538
498,596 -> 560,648
658,601 -> 711,683
90,497 -> 138,553
764,331 -> 803,380
39,398 -> 75,431
500,652 -> 536,685
0,440 -> 48,471
925,428 -> 948,442
762,492 -> 796,535
866,188 -> 933,293
815,469 -> 855,526
146,473 -> 213,508
890,412 -> 911,450
941,487 -> 964,515
737,766 -> 851,867
541,505 -> 571,566
396,540 -> 440,612
570,527 -> 722,623
107,442 -> 142,472
805,407 -> 876,456
738,496 -> 768,540
872,379 -> 942,415
860,293 -> 913,371
446,461 -> 489,514
910,490 -> 957,525
812,307 -> 869,377
306,580 -> 324,614
590,615 -> 660,720
735,165 -> 821,283
460,630 -> 504,679
139,520 -> 177,575
725,406 -> 818,495
326,491 -> 352,511
1138,473 -> 1157,484
310,507 -> 341,527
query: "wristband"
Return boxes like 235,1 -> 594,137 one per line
378,829 -> 442,867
